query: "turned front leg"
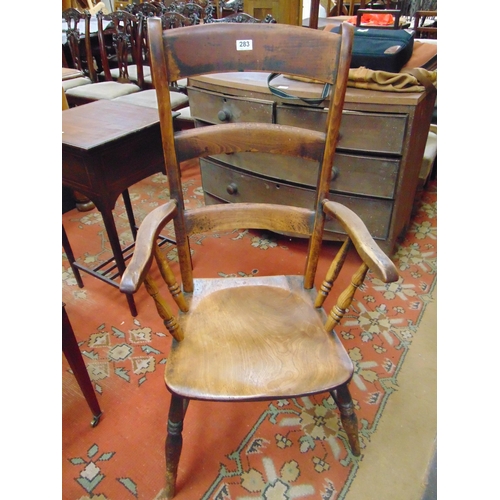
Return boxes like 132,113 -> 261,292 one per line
331,385 -> 360,456
165,394 -> 188,499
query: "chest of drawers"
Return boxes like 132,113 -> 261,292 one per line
188,72 -> 436,254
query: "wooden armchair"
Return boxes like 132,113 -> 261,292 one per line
120,20 -> 398,498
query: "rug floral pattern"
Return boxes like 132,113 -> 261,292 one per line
62,162 -> 436,500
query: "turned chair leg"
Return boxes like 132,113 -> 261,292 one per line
165,393 -> 188,499
331,384 -> 361,456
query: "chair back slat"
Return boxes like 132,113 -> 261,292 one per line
156,22 -> 344,84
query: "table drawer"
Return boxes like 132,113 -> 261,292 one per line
276,104 -> 407,155
188,87 -> 275,124
209,151 -> 399,200
200,158 -> 392,240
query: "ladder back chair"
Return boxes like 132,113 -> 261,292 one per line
120,20 -> 399,498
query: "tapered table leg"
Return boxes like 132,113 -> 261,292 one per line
62,305 -> 103,427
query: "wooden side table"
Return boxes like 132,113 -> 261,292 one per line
62,100 -> 168,316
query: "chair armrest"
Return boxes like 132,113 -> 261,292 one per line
322,200 -> 398,283
120,200 -> 178,293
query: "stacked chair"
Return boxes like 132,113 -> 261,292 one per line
62,7 -> 189,112
62,8 -> 97,94
64,10 -> 143,106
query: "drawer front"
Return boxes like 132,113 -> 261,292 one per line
276,104 -> 407,155
209,151 -> 399,199
188,87 -> 275,124
200,158 -> 392,240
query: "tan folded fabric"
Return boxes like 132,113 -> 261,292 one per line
347,67 -> 437,92
284,67 -> 437,93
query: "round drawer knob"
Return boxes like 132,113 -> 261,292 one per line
218,110 -> 231,121
331,166 -> 340,180
226,183 -> 238,195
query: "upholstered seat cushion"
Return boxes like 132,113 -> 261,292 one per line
419,127 -> 437,181
175,78 -> 188,87
106,64 -> 151,82
143,74 -> 187,89
174,106 -> 193,124
65,81 -> 141,100
112,89 -> 189,110
62,77 -> 92,91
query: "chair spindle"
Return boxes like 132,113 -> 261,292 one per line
154,245 -> 188,312
324,262 -> 369,332
144,274 -> 185,341
315,238 -> 352,308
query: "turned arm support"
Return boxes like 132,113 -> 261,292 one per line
120,199 -> 178,294
319,200 -> 399,332
322,200 -> 399,283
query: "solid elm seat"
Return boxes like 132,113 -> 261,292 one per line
166,276 -> 354,400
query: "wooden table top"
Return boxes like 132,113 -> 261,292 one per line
62,100 -> 160,151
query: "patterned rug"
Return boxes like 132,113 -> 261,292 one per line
62,159 -> 437,500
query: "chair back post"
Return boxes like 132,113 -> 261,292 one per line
83,12 -> 98,82
148,17 -> 194,290
304,22 -> 353,288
